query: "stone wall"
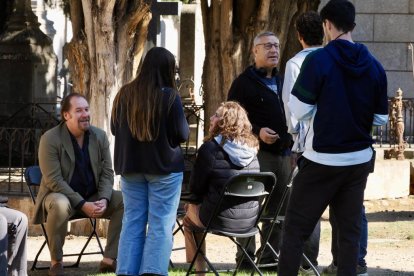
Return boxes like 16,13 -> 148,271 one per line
365,155 -> 411,200
319,0 -> 414,97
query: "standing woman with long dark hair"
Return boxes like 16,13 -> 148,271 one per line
111,47 -> 189,276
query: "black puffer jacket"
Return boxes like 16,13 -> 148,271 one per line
190,139 -> 260,233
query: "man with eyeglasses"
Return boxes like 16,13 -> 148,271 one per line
278,1 -> 388,275
228,31 -> 292,270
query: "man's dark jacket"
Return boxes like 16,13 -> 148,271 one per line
228,66 -> 291,154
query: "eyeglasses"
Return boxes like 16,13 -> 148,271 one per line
256,43 -> 280,50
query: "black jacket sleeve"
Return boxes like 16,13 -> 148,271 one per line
167,93 -> 190,146
228,76 -> 261,136
189,143 -> 215,199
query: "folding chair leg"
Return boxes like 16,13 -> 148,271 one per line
255,240 -> 279,267
72,229 -> 95,267
173,217 -> 185,236
186,230 -> 203,275
186,230 -> 219,276
170,217 -> 186,268
234,236 -> 256,273
94,230 -> 105,254
31,223 -> 51,270
231,237 -> 262,276
89,218 -> 105,254
197,250 -> 220,276
302,253 -> 320,276
70,218 -> 104,268
255,176 -> 293,268
31,240 -> 48,270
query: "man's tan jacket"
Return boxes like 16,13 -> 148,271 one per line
32,122 -> 114,224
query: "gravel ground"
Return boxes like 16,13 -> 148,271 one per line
27,196 -> 414,276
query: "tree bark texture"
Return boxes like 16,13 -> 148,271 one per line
65,0 -> 152,133
201,0 -> 320,122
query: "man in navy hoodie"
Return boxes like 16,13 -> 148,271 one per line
278,1 -> 388,275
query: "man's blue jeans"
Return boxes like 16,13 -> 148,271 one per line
116,172 -> 182,276
330,205 -> 368,267
359,206 -> 368,266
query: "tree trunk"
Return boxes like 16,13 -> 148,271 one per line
201,0 -> 320,122
63,0 -> 152,236
65,0 -> 152,134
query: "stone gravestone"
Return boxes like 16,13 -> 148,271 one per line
32,0 -> 56,41
147,0 -> 181,47
177,2 -> 206,190
0,0 -> 57,128
179,2 -> 205,143
179,2 -> 205,105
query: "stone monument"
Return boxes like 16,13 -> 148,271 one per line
0,0 -> 57,128
385,88 -> 406,160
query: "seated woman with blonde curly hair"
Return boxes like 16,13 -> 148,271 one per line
183,101 -> 260,273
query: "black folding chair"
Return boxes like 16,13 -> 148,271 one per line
24,165 -> 104,270
170,164 -> 196,268
170,197 -> 188,268
186,172 -> 276,276
253,167 -> 320,276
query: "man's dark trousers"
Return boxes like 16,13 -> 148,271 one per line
278,157 -> 370,276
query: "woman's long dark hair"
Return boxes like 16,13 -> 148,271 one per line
112,47 -> 177,141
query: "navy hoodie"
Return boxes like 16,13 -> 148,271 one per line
290,39 -> 388,155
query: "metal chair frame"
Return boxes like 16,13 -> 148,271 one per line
251,167 -> 320,276
186,172 -> 277,276
24,165 -> 104,270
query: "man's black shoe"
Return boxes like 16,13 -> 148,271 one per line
257,258 -> 278,271
238,261 -> 255,271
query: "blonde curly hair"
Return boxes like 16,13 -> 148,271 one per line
205,101 -> 259,150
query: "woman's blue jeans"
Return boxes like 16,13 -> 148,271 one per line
116,172 -> 183,276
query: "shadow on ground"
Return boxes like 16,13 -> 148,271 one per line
320,210 -> 414,223
366,210 -> 413,222
27,260 -> 101,276
27,260 -> 414,275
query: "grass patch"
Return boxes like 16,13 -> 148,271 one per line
75,268 -> 276,276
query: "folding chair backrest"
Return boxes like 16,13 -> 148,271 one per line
186,172 -> 277,275
205,172 -> 276,232
24,165 -> 42,204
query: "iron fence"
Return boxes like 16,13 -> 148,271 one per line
0,102 -> 60,196
373,98 -> 414,148
0,102 -> 60,128
0,128 -> 47,195
1,98 -> 413,196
